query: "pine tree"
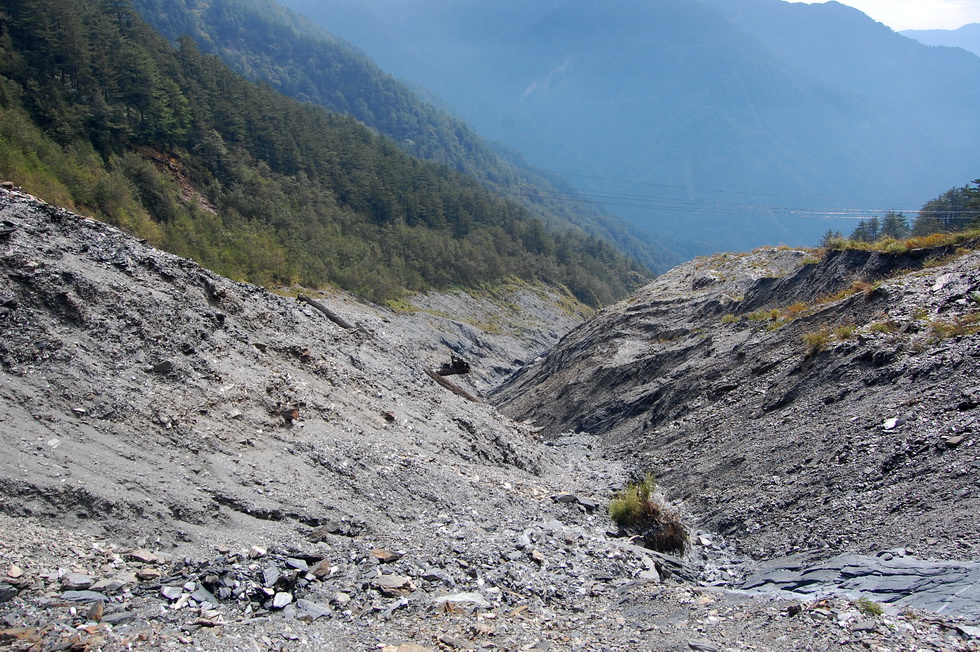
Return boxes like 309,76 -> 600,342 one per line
879,211 -> 909,240
850,220 -> 872,243
819,229 -> 843,247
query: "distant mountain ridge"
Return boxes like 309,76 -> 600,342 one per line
276,0 -> 980,254
901,23 -> 980,57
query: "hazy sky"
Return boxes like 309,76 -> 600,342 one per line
798,0 -> 980,31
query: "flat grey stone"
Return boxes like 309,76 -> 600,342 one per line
272,591 -> 293,609
852,619 -> 878,632
740,553 -> 980,622
296,598 -> 331,620
102,611 -> 136,625
89,578 -> 127,594
191,586 -> 219,606
61,590 -> 108,602
286,558 -> 309,572
374,574 -> 413,596
263,566 -> 280,587
61,572 -> 95,590
160,586 -> 183,600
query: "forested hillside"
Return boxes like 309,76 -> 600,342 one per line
0,0 -> 647,305
129,0 -> 676,273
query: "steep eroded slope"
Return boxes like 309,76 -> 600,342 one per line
495,244 -> 980,561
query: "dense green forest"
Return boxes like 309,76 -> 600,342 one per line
821,180 -> 980,246
129,0 -> 675,273
0,0 -> 648,305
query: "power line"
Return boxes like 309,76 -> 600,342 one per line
521,164 -> 928,205
505,185 -> 933,220
498,165 -> 980,221
507,163 -> 948,217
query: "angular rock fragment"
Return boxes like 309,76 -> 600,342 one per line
61,590 -> 108,602
371,549 -> 403,563
285,557 -> 309,572
191,586 -> 219,606
161,586 -> 183,601
295,598 -> 331,620
374,574 -> 414,597
136,567 -> 161,580
310,559 -> 333,578
272,591 -> 293,609
0,584 -> 17,603
127,549 -> 158,564
262,566 -> 280,587
101,611 -> 136,625
687,640 -> 721,652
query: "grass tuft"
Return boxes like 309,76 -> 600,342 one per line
802,328 -> 832,354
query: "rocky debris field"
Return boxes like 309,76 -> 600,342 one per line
4,491 -> 979,652
1,187 -> 979,650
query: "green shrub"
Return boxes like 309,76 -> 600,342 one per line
856,597 -> 884,617
609,473 -> 687,554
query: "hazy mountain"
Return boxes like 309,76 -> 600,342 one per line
901,23 -> 980,57
276,0 -> 980,254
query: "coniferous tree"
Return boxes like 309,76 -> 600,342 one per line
850,220 -> 872,242
911,213 -> 944,237
879,210 -> 909,240
966,180 -> 980,229
819,229 -> 843,247
918,186 -> 972,232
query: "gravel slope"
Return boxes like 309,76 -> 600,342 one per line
1,188 -> 979,650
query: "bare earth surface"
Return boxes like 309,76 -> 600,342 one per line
1,188 -> 979,650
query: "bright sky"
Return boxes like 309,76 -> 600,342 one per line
798,0 -> 980,31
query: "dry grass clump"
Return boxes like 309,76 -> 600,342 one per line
825,229 -> 980,253
928,313 -> 980,343
802,328 -> 832,354
608,473 -> 687,554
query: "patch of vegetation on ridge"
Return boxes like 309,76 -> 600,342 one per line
818,229 -> 980,257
